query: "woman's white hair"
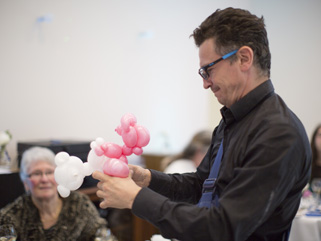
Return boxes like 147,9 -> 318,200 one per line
20,146 -> 56,182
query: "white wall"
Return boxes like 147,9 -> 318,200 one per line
1,0 -> 320,165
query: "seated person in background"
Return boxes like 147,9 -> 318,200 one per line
162,130 -> 212,173
310,124 -> 321,183
0,146 -> 107,240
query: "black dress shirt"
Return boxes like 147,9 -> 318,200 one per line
132,79 -> 311,241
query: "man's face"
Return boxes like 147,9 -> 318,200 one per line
199,38 -> 246,108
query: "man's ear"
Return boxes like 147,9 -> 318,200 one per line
237,46 -> 254,71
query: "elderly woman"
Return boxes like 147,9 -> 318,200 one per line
0,146 -> 107,240
310,124 -> 321,182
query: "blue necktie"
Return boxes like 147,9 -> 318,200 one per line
198,140 -> 223,208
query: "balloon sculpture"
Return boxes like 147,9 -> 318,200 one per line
54,113 -> 150,198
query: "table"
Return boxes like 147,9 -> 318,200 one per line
289,194 -> 321,241
289,214 -> 321,241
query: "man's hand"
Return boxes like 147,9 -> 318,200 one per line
92,171 -> 142,209
129,164 -> 152,187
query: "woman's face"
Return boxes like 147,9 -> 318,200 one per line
315,127 -> 321,152
24,161 -> 58,201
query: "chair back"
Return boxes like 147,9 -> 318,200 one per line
0,172 -> 25,209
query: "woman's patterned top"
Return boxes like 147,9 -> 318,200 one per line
0,191 -> 107,241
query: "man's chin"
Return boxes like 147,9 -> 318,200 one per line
214,95 -> 224,106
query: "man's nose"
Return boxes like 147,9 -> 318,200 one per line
203,78 -> 211,89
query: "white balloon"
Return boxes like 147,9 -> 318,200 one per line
54,152 -> 69,166
87,149 -> 106,172
83,162 -> 94,176
90,137 -> 105,149
54,152 -> 86,197
57,185 -> 70,198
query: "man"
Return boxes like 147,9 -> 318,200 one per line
93,7 -> 311,241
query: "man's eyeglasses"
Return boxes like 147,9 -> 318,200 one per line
198,49 -> 238,80
27,170 -> 55,180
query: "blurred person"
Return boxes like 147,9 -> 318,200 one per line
163,130 -> 212,173
310,124 -> 321,182
0,146 -> 107,240
92,7 -> 311,241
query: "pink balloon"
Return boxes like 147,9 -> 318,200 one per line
120,113 -> 137,132
101,142 -> 122,159
94,146 -> 105,156
94,114 -> 149,179
122,145 -> 133,156
132,147 -> 143,155
135,125 -> 150,147
103,158 -> 129,178
115,126 -> 122,136
119,155 -> 128,164
121,126 -> 137,147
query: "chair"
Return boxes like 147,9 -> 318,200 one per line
0,172 -> 25,209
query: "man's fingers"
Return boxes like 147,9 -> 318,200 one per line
92,170 -> 106,181
99,200 -> 109,209
97,181 -> 102,190
129,169 -> 133,178
96,189 -> 105,199
93,171 -> 113,181
96,189 -> 109,209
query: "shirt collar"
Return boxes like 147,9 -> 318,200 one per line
220,79 -> 275,125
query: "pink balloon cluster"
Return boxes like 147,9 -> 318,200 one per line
54,113 -> 150,198
92,113 -> 150,177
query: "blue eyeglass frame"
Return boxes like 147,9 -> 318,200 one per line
198,49 -> 238,80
